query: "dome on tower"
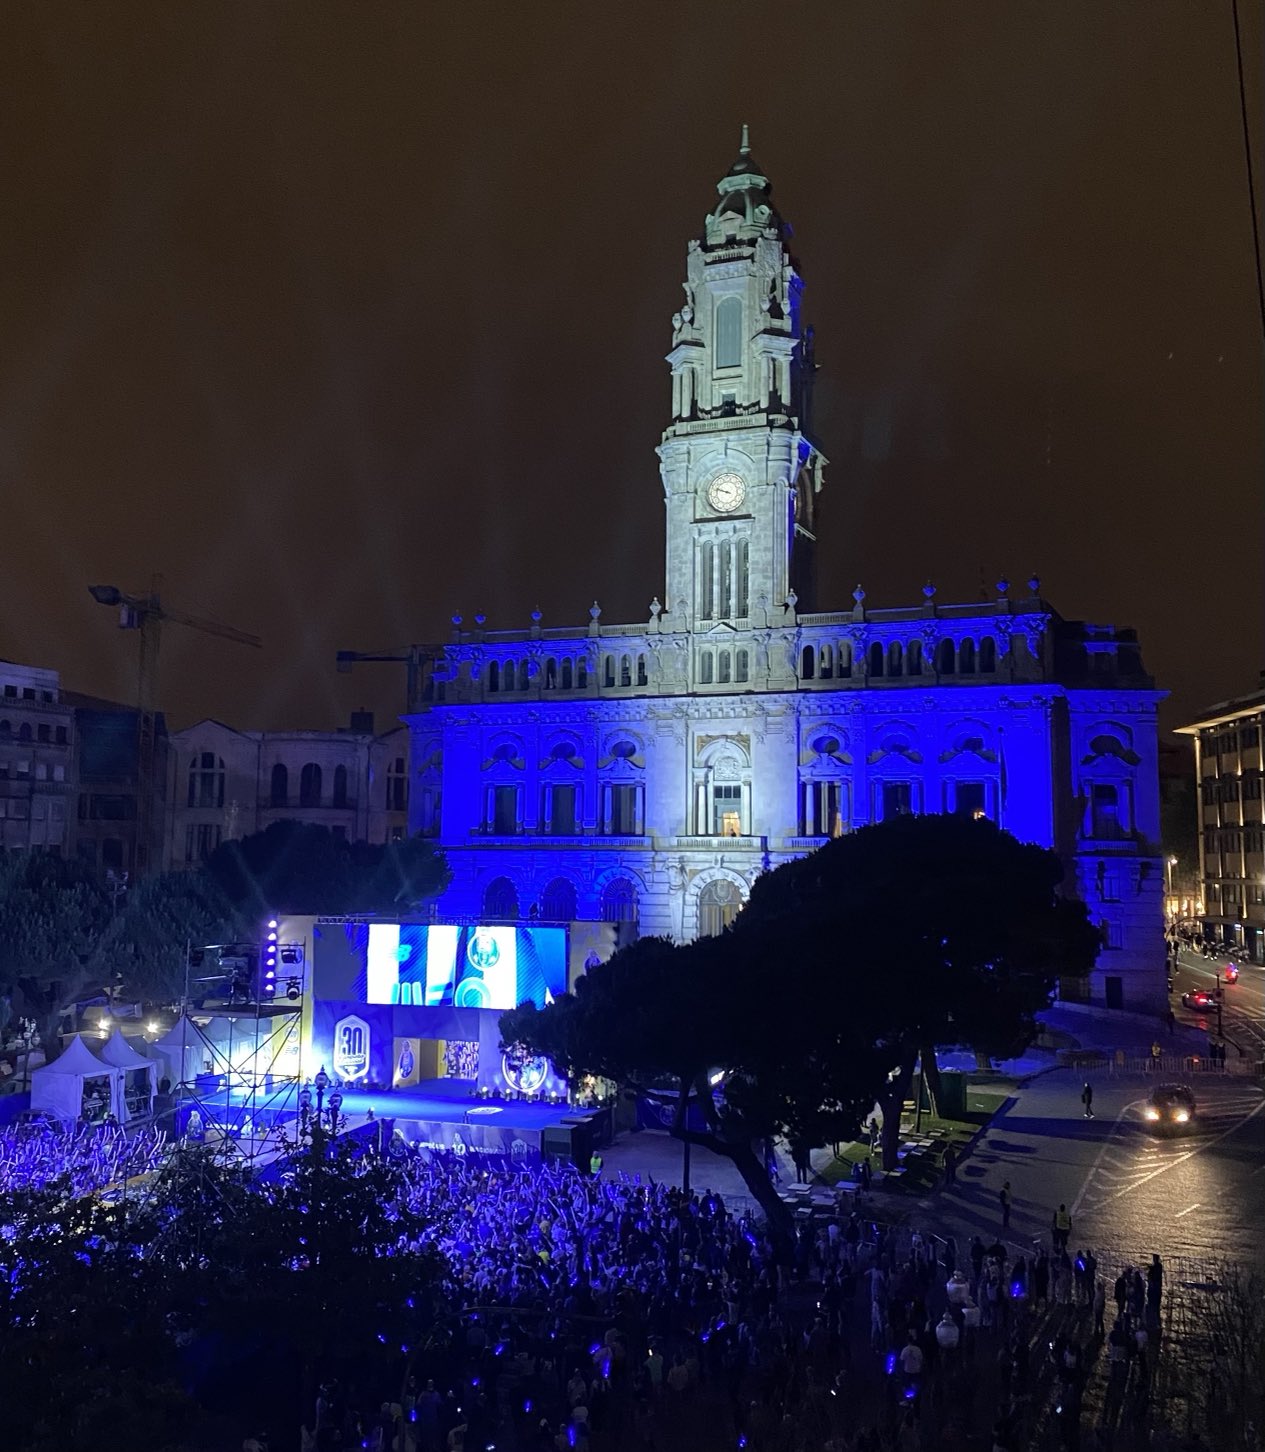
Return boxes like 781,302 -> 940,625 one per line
708,125 -> 783,238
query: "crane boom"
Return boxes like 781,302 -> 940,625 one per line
88,574 -> 261,874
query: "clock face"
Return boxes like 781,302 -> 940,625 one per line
707,471 -> 747,513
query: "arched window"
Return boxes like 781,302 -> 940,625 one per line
887,642 -> 903,676
838,643 -> 852,678
620,655 -> 632,687
936,639 -> 955,674
188,752 -> 225,809
517,660 -> 529,692
18,722 -> 32,742
819,644 -> 834,680
603,655 -> 615,687
718,540 -> 732,616
715,296 -> 743,369
487,661 -> 500,693
577,659 -> 588,688
801,646 -> 815,680
539,877 -> 577,922
907,640 -> 923,676
332,764 -> 349,809
868,643 -> 885,678
735,539 -> 749,616
269,763 -> 288,807
699,878 -> 743,937
979,637 -> 997,672
718,650 -> 732,684
959,639 -> 976,673
299,762 -> 322,808
636,655 -> 648,686
699,651 -> 714,685
735,649 -> 749,683
600,877 -> 639,924
482,876 -> 519,919
700,541 -> 715,618
387,758 -> 407,811
544,658 -> 557,689
561,659 -> 573,689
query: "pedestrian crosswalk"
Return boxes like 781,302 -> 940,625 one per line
1071,1084 -> 1264,1219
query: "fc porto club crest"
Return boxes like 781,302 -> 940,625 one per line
331,1013 -> 370,1082
467,929 -> 500,971
501,1044 -> 549,1095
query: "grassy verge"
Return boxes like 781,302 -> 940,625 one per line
815,1084 -> 1011,1191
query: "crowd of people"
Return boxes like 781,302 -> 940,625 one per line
0,1115 -> 168,1198
294,1147 -> 1136,1452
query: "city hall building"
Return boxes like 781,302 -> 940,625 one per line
403,134 -> 1166,1013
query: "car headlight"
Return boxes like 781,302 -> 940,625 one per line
1144,1108 -> 1161,1121
1173,1109 -> 1190,1123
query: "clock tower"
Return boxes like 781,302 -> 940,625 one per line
657,126 -> 826,632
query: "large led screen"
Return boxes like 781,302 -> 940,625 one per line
364,923 -> 567,1011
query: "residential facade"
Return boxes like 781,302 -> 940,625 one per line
1176,677 -> 1265,962
166,712 -> 410,868
0,660 -> 76,855
401,135 -> 1167,1014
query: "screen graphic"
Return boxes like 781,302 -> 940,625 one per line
364,924 -> 566,1011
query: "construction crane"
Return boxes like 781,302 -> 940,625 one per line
88,575 -> 262,873
335,645 -> 440,712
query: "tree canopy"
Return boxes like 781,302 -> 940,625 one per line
504,814 -> 1102,1232
204,820 -> 449,917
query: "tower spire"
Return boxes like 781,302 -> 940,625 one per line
739,122 -> 750,155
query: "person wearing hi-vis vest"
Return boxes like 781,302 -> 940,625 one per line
590,1150 -> 603,1177
1052,1203 -> 1072,1252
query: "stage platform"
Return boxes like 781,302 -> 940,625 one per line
177,1077 -> 608,1162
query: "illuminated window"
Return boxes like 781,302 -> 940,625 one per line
698,878 -> 742,937
955,782 -> 988,819
712,784 -> 743,835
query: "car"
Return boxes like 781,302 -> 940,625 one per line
1181,988 -> 1217,1011
1144,1083 -> 1196,1131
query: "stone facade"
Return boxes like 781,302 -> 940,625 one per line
403,134 -> 1167,1014
1177,678 -> 1265,962
166,714 -> 410,868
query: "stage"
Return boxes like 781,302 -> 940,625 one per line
177,1077 -> 609,1164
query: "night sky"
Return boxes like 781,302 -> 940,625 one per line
2,3 -> 1261,738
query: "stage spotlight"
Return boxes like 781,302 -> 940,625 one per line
285,977 -> 301,1001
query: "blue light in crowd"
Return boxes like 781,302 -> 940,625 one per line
1011,1282 -> 1023,1299
903,1385 -> 917,1401
885,1353 -> 898,1376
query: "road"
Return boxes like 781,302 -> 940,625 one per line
1170,945 -> 1265,1058
934,1066 -> 1265,1267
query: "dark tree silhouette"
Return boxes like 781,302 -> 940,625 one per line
204,820 -> 449,917
502,932 -> 885,1252
736,813 -> 1102,1168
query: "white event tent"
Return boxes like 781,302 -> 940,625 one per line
98,1028 -> 158,1122
30,1033 -> 122,1124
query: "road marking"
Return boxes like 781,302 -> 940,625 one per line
1071,1098 -> 1144,1217
1078,1094 -> 1265,1215
1174,1203 -> 1200,1218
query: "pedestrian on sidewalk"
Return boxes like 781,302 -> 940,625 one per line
999,1180 -> 1012,1228
942,1144 -> 957,1185
1081,1082 -> 1094,1119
